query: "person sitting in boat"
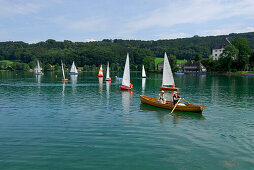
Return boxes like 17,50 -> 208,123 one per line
158,90 -> 166,104
173,92 -> 185,106
130,84 -> 133,89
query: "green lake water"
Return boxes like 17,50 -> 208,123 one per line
0,71 -> 253,169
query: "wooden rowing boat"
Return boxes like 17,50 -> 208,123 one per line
140,95 -> 206,114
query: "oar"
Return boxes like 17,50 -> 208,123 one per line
170,98 -> 181,115
182,98 -> 190,104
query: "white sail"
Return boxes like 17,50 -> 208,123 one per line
37,60 -> 42,73
70,61 -> 78,73
122,53 -> 130,87
142,65 -> 146,77
61,60 -> 65,79
106,62 -> 110,79
162,52 -> 175,86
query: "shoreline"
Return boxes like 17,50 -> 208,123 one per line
1,70 -> 253,76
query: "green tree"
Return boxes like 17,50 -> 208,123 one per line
143,56 -> 155,72
194,54 -> 202,62
219,45 -> 239,71
250,51 -> 254,70
232,36 -> 251,70
168,54 -> 178,72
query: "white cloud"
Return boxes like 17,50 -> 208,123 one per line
0,0 -> 48,16
202,26 -> 254,36
84,38 -> 97,42
123,0 -> 254,34
156,32 -> 190,40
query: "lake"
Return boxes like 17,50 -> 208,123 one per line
0,71 -> 253,169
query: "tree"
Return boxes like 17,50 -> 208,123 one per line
232,36 -> 251,70
143,56 -> 155,72
250,51 -> 254,70
219,45 -> 239,71
168,54 -> 178,72
194,54 -> 202,62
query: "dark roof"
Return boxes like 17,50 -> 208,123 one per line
214,38 -> 231,49
184,62 -> 201,67
158,61 -> 164,65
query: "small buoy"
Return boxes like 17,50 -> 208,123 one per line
55,75 -> 57,78
115,76 -> 117,78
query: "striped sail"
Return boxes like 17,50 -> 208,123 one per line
162,52 -> 175,86
98,65 -> 103,76
122,53 -> 130,87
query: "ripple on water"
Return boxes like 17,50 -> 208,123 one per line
0,72 -> 254,169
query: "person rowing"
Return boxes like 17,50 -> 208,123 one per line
158,90 -> 166,104
173,91 -> 185,106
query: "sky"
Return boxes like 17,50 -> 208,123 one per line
0,0 -> 254,43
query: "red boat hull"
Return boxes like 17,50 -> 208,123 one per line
160,86 -> 180,91
120,86 -> 133,91
98,75 -> 103,77
105,79 -> 112,81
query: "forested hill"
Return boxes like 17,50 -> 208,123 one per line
0,32 -> 254,70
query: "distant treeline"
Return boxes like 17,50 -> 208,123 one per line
0,32 -> 254,72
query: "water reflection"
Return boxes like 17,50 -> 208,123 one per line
62,81 -> 66,98
70,75 -> 78,84
106,81 -> 110,99
142,78 -> 146,93
36,75 -> 41,88
121,91 -> 133,114
98,77 -> 103,96
70,75 -> 78,92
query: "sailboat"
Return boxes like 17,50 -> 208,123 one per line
120,53 -> 133,90
105,62 -> 111,81
61,60 -> 68,82
98,65 -> 103,77
142,65 -> 146,78
69,61 -> 78,75
160,52 -> 179,91
35,60 -> 44,75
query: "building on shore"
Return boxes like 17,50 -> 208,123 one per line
212,38 -> 231,60
183,62 -> 207,72
157,61 -> 164,71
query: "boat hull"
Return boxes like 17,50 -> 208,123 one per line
105,78 -> 111,81
140,95 -> 206,114
160,86 -> 180,91
98,75 -> 103,77
69,72 -> 78,75
120,86 -> 133,91
35,73 -> 44,75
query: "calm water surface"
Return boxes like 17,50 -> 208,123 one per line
0,71 -> 253,169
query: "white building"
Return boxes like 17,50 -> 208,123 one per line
212,38 -> 231,60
